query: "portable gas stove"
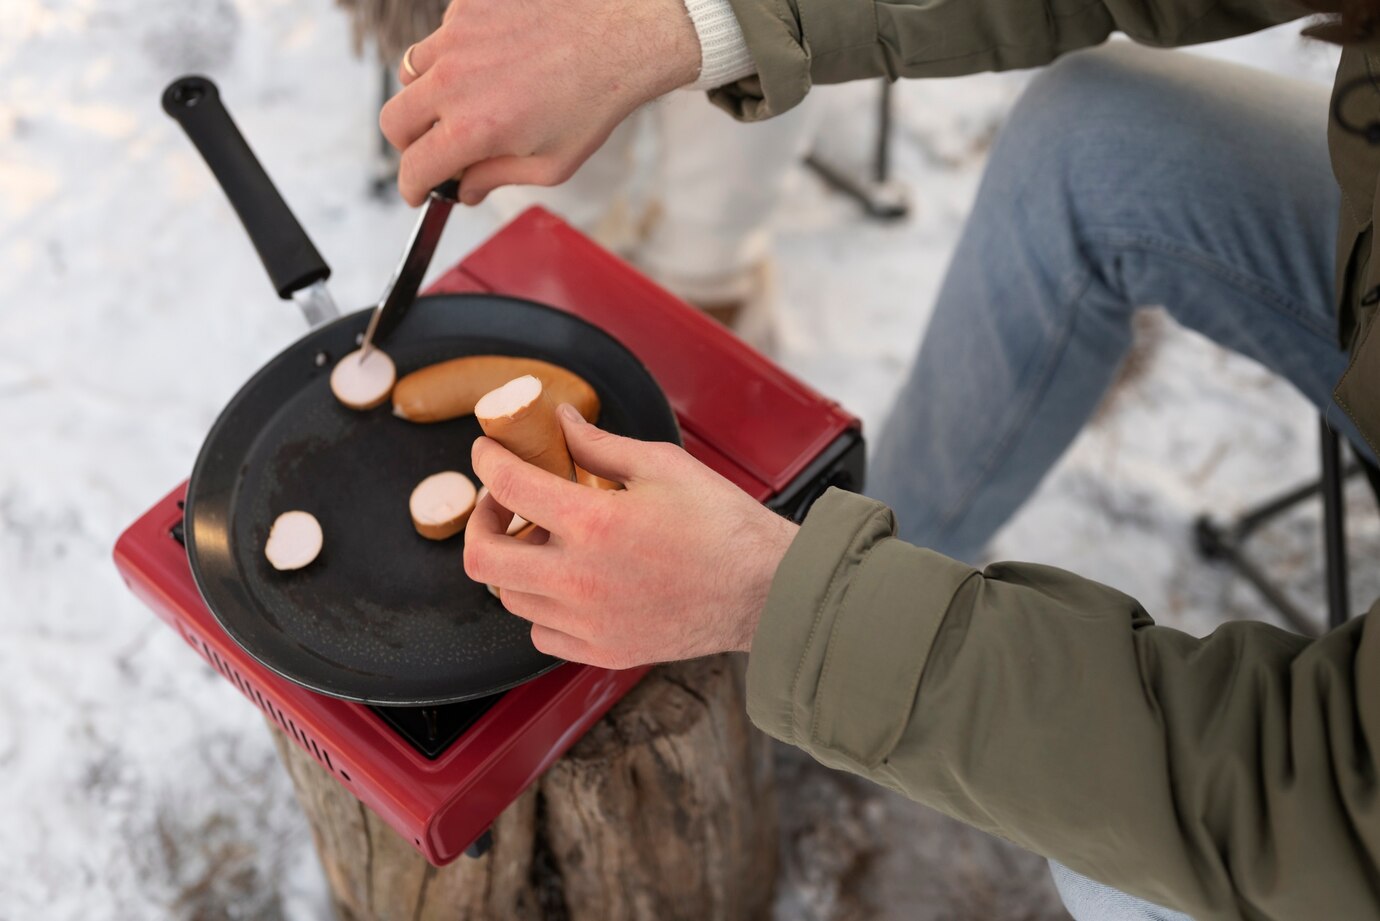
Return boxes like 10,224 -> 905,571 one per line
114,207 -> 863,866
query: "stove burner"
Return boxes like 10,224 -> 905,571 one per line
370,695 -> 504,759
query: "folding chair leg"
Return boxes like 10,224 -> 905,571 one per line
1195,516 -> 1319,636
1195,417 -> 1362,636
804,80 -> 909,221
1321,419 -> 1349,630
372,65 -> 401,198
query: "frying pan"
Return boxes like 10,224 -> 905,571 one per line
163,77 -> 680,706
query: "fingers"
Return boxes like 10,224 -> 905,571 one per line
463,509 -> 553,594
468,489 -> 517,538
457,155 -> 575,206
530,624 -> 641,670
397,31 -> 440,86
497,588 -> 584,633
396,119 -> 477,206
529,623 -> 603,666
398,47 -> 418,86
516,524 -> 552,546
471,435 -> 589,533
556,403 -> 671,484
380,72 -> 440,153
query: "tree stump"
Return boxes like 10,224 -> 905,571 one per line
271,654 -> 778,921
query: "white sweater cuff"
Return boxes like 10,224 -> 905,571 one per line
682,0 -> 756,90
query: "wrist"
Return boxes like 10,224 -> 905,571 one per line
734,514 -> 797,653
637,0 -> 704,96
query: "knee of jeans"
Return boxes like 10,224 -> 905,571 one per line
1023,44 -> 1155,108
1018,44 -> 1168,124
999,48 -> 1126,156
979,43 -> 1212,268
992,45 -> 1158,184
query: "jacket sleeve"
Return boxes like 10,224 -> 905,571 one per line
747,488 -> 1380,921
710,0 -> 1309,119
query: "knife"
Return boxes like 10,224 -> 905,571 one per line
360,179 -> 461,359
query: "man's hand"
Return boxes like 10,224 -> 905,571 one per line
379,0 -> 702,207
464,404 -> 798,670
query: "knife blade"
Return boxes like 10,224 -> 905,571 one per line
360,179 -> 461,358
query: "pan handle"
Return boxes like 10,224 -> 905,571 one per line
162,75 -> 331,300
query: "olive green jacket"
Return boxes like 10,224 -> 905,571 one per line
722,2 -> 1380,918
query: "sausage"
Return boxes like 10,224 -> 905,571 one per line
409,471 -> 477,540
575,465 -> 622,491
475,375 -> 576,482
392,355 -> 600,424
265,510 -> 323,571
330,348 -> 396,411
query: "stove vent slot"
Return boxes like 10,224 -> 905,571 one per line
183,628 -> 344,781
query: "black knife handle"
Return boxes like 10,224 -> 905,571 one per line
433,179 -> 460,201
162,75 -> 330,299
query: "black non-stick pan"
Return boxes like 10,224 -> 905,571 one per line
163,78 -> 680,706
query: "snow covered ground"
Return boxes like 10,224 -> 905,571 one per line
0,2 -> 1368,918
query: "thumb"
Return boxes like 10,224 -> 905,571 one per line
557,403 -> 660,484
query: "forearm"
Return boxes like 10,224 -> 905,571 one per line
748,489 -> 1380,920
711,0 -> 1310,119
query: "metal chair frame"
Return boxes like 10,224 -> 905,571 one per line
804,80 -> 910,222
1195,420 -> 1377,635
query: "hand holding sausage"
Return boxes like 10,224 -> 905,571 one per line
380,0 -> 702,206
464,404 -> 799,669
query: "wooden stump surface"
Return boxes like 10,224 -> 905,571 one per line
272,654 -> 778,921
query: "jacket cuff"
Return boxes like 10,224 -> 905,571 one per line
683,0 -> 758,90
708,0 -> 810,120
746,488 -> 978,769
709,0 -> 884,120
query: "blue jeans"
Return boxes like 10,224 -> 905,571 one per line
868,43 -> 1351,920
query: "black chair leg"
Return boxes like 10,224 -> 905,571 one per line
1321,419 -> 1350,630
371,65 -> 401,198
1194,417 -> 1362,636
804,80 -> 910,221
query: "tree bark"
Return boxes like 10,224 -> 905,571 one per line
272,654 -> 778,921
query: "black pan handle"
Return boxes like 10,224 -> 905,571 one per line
162,75 -> 330,299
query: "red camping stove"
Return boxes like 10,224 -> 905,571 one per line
114,208 -> 863,866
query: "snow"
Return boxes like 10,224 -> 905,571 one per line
0,3 -> 1366,918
